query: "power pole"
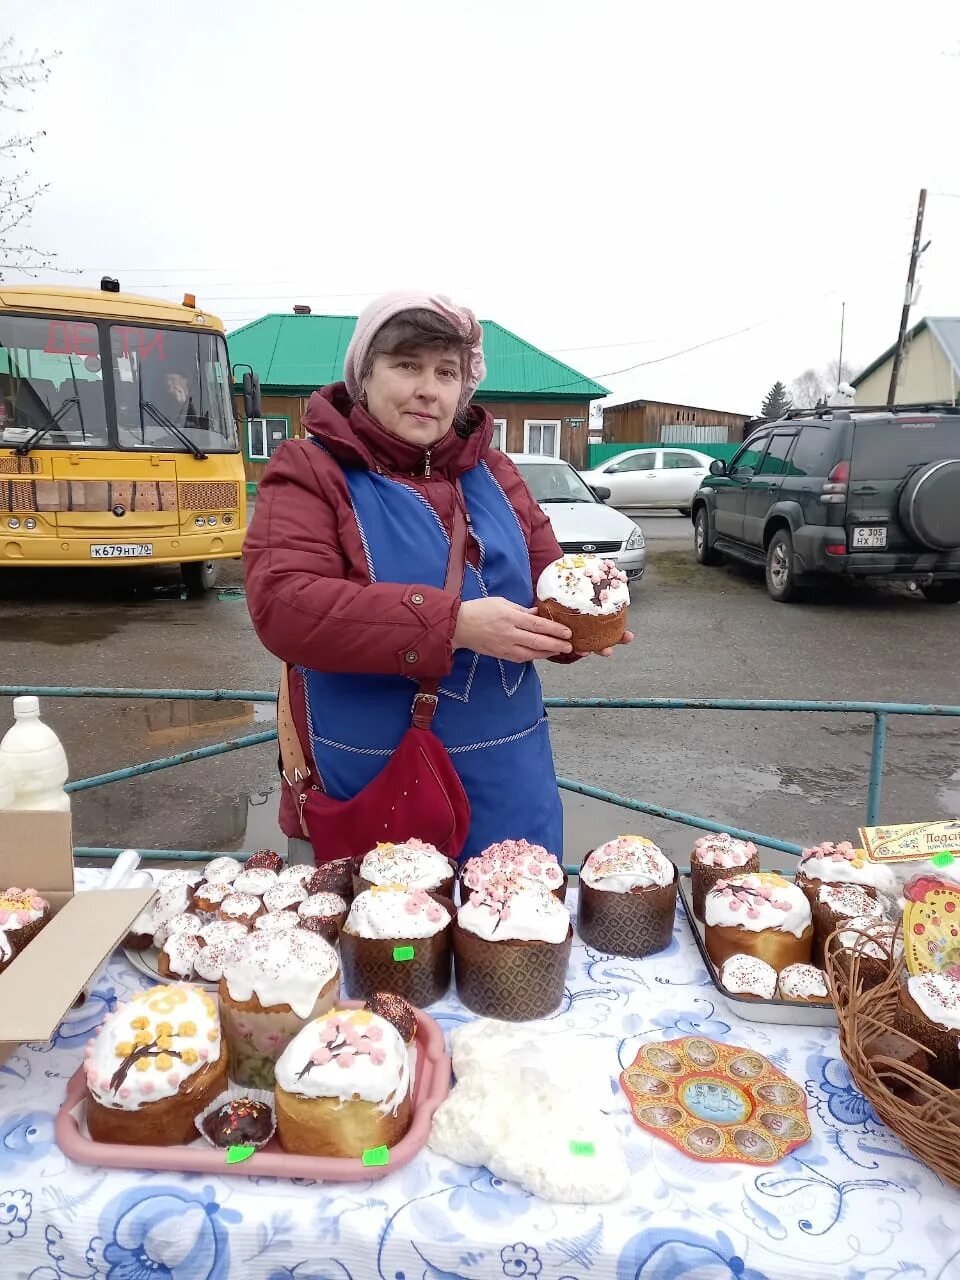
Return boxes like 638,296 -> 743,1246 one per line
887,188 -> 927,405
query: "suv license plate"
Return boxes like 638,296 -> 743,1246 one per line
851,526 -> 887,548
89,544 -> 154,559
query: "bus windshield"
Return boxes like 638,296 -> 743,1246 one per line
0,314 -> 238,453
111,324 -> 237,453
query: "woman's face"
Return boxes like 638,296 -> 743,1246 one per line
364,346 -> 462,448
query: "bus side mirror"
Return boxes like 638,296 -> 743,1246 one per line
242,372 -> 262,420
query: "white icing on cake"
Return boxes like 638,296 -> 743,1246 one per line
203,857 -> 242,884
153,911 -> 203,949
777,963 -> 829,1001
156,869 -> 203,894
232,868 -> 279,897
198,920 -> 248,949
193,924 -> 248,981
457,880 -> 570,943
278,864 -> 315,887
274,1007 -> 411,1112
84,984 -> 221,1110
222,929 -> 339,1019
359,840 -> 451,889
798,842 -> 898,901
254,910 -> 301,933
193,881 -> 234,908
0,888 -> 47,929
580,837 -> 674,891
693,835 -> 757,869
218,892 -> 262,921
535,554 -> 629,617
461,840 -> 564,892
905,971 -> 960,1030
704,874 -> 811,938
344,887 -> 449,939
161,931 -> 203,978
816,883 -> 885,920
718,953 -> 777,998
834,916 -> 903,961
0,930 -> 13,966
299,892 -> 348,920
151,884 -> 193,930
262,882 -> 308,913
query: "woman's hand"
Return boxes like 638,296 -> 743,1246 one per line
577,630 -> 635,658
453,598 -> 572,662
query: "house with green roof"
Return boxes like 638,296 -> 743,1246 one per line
852,316 -> 960,406
227,310 -> 608,484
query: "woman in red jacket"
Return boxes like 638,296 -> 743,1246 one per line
244,292 -> 631,867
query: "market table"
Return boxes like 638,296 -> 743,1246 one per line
3,873 -> 960,1280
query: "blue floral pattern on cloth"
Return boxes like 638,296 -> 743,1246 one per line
3,871 -> 960,1280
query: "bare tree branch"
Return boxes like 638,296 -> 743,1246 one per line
0,40 -> 60,278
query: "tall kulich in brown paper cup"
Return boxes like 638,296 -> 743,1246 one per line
577,837 -> 678,957
689,835 -> 759,921
811,882 -> 885,968
339,886 -> 453,1006
824,915 -> 903,991
218,928 -> 340,1088
459,839 -> 568,904
453,879 -> 573,1020
535,554 -> 630,656
353,840 -> 456,901
896,971 -> 960,1086
704,873 -> 813,973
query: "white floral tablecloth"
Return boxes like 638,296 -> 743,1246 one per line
2,874 -> 960,1280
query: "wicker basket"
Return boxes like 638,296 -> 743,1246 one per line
826,929 -> 960,1190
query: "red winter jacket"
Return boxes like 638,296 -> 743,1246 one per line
243,383 -> 566,838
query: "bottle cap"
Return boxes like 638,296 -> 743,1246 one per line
13,696 -> 40,717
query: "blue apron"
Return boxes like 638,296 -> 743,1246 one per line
300,460 -> 563,862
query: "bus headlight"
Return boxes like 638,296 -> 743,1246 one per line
195,516 -> 205,528
207,516 -> 217,526
8,518 -> 20,530
24,518 -> 36,530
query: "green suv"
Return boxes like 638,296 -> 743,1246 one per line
691,403 -> 960,603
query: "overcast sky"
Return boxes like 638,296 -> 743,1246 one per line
3,0 -> 959,414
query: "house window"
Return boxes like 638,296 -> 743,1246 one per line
491,418 -> 507,451
523,419 -> 561,457
247,417 -> 289,461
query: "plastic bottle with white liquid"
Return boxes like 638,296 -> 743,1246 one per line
0,753 -> 15,809
0,695 -> 71,811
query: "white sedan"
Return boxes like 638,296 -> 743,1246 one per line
579,447 -> 714,512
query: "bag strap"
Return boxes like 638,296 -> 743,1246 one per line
276,479 -> 470,824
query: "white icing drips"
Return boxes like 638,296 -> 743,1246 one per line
834,916 -> 903,961
535,554 -> 630,617
262,882 -> 308,913
298,892 -> 348,920
203,857 -> 242,884
719,953 -> 778,998
799,843 -> 898,902
816,883 -> 886,920
692,835 -> 757,869
274,1007 -> 411,1112
777,963 -> 829,1001
344,887 -> 450,940
457,880 -> 570,943
580,837 -> 674,891
461,840 -> 564,893
359,840 -> 452,889
254,910 -> 301,933
704,874 -> 811,938
221,929 -> 339,1020
905,971 -> 960,1030
232,868 -> 279,897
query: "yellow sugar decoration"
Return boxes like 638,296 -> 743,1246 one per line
115,1041 -> 134,1058
157,1036 -> 173,1051
135,1058 -> 151,1072
177,1021 -> 197,1037
129,1016 -> 149,1030
155,1053 -> 174,1071
155,1021 -> 173,1036
376,841 -> 395,850
350,1009 -> 374,1026
181,1048 -> 199,1065
207,1028 -> 219,1042
133,1031 -> 152,1046
371,882 -> 405,895
201,995 -> 217,1017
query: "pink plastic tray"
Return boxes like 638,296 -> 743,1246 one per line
55,1002 -> 451,1181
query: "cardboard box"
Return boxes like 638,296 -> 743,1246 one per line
0,811 -> 154,1063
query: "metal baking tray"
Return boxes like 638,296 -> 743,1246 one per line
677,874 -> 837,1026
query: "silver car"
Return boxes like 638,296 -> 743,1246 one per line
579,447 -> 713,512
509,453 -> 646,581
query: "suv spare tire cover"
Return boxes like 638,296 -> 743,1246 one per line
898,459 -> 960,550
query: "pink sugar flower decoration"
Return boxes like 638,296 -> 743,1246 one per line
311,1047 -> 332,1065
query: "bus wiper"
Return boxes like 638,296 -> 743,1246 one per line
15,397 -> 80,455
139,399 -> 207,460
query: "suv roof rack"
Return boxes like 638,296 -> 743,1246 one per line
781,401 -> 959,422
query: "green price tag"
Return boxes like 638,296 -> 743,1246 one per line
226,1144 -> 256,1165
931,851 -> 956,867
393,945 -> 415,962
569,1140 -> 595,1157
362,1144 -> 390,1167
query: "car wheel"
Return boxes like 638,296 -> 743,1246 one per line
181,560 -> 220,594
921,581 -> 960,604
694,508 -> 722,565
765,529 -> 799,602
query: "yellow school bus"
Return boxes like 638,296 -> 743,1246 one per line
0,280 -> 259,591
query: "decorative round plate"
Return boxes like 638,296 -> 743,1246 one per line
620,1036 -> 811,1164
122,945 -> 217,993
902,876 -> 960,976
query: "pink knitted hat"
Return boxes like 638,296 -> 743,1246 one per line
343,291 -> 486,410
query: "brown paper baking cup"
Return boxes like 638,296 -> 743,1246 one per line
690,854 -> 760,921
897,989 -> 959,1086
577,870 -> 678,957
537,597 -> 627,655
451,921 -> 572,1020
339,919 -> 453,1007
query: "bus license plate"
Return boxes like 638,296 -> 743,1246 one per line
851,526 -> 887,548
89,543 -> 154,559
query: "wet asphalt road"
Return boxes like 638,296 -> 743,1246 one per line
0,519 -> 958,871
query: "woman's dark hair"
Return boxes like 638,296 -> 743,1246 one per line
360,308 -> 469,384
